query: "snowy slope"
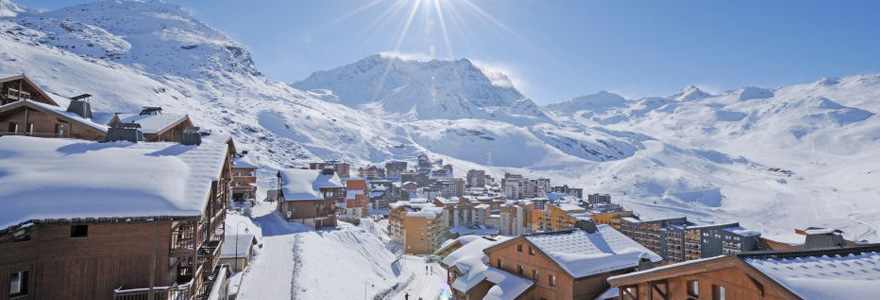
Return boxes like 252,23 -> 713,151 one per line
1,0 -> 880,243
292,54 -> 553,125
0,0 -> 23,17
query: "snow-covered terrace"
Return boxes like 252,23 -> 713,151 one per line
0,136 -> 228,231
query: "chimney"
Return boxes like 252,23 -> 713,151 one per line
67,94 -> 93,119
636,252 -> 655,271
181,127 -> 202,146
804,228 -> 846,250
104,123 -> 144,143
140,106 -> 163,115
575,218 -> 598,234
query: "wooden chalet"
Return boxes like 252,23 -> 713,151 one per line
276,168 -> 344,228
0,75 -> 108,140
608,243 -> 880,300
475,225 -> 661,300
0,136 -> 233,300
231,154 -> 258,202
106,108 -> 194,143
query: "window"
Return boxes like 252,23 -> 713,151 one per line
529,247 -> 535,255
7,122 -> 17,133
531,269 -> 538,281
9,270 -> 28,297
548,274 -> 556,287
54,123 -> 65,137
712,284 -> 726,300
71,225 -> 88,237
517,265 -> 523,275
26,123 -> 34,134
687,280 -> 699,298
496,259 -> 502,268
517,244 -> 523,252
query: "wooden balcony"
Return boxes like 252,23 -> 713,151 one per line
113,276 -> 196,300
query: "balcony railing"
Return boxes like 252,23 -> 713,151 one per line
0,131 -> 64,138
113,279 -> 194,300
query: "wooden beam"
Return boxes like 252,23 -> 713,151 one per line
650,280 -> 669,300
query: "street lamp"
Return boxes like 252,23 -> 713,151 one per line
235,221 -> 249,294
364,278 -> 375,300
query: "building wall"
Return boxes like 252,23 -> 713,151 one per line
0,107 -> 104,140
591,211 -> 633,230
618,266 -> 789,300
146,119 -> 193,143
402,214 -> 446,254
0,222 -> 174,300
232,166 -> 257,201
486,239 -> 575,300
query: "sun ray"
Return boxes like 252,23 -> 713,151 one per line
433,0 -> 454,58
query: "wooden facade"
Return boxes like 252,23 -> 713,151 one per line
0,145 -> 233,300
0,101 -> 106,140
277,183 -> 342,229
0,75 -> 57,106
482,236 -> 631,300
609,256 -> 801,300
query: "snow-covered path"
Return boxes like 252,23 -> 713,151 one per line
232,202 -> 448,299
235,203 -> 309,299
387,256 -> 448,300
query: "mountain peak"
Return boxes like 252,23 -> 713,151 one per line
0,0 -> 25,17
672,85 -> 713,101
292,55 -> 538,122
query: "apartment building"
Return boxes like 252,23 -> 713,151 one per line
465,169 -> 486,188
384,160 -> 407,179
499,201 -> 537,236
621,217 -> 762,263
388,199 -> 449,254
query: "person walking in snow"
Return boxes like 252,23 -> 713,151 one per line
425,265 -> 428,275
404,292 -> 410,300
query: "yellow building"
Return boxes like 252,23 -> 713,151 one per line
589,210 -> 634,230
540,204 -> 586,232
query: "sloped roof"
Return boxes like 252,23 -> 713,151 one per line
221,233 -> 256,258
0,74 -> 58,106
0,100 -> 108,133
233,155 -> 257,169
278,169 -> 343,201
0,136 -> 228,231
117,113 -> 189,134
523,225 -> 662,278
442,236 -> 532,300
741,246 -> 880,300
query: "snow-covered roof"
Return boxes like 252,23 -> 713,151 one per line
278,169 -> 343,201
0,100 -> 109,133
117,113 -> 189,134
594,286 -> 620,300
435,196 -> 457,204
442,236 -> 532,300
723,226 -> 761,237
233,155 -> 257,169
345,189 -> 364,200
0,136 -> 228,230
524,225 -> 662,278
406,206 -> 444,219
221,233 -> 256,258
742,249 -> 880,299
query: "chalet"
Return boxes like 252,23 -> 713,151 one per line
441,236 -> 535,300
0,135 -> 231,300
608,244 -> 880,300
308,160 -> 350,178
219,233 -> 257,272
479,223 -> 662,300
106,107 -> 194,143
231,153 -> 258,202
276,168 -> 344,228
384,160 -> 407,179
358,165 -> 385,180
0,75 -> 109,140
368,180 -> 408,211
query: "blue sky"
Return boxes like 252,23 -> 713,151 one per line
18,0 -> 880,104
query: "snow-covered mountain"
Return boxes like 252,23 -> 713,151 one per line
2,0 -> 879,243
292,54 -> 552,125
0,0 -> 24,18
